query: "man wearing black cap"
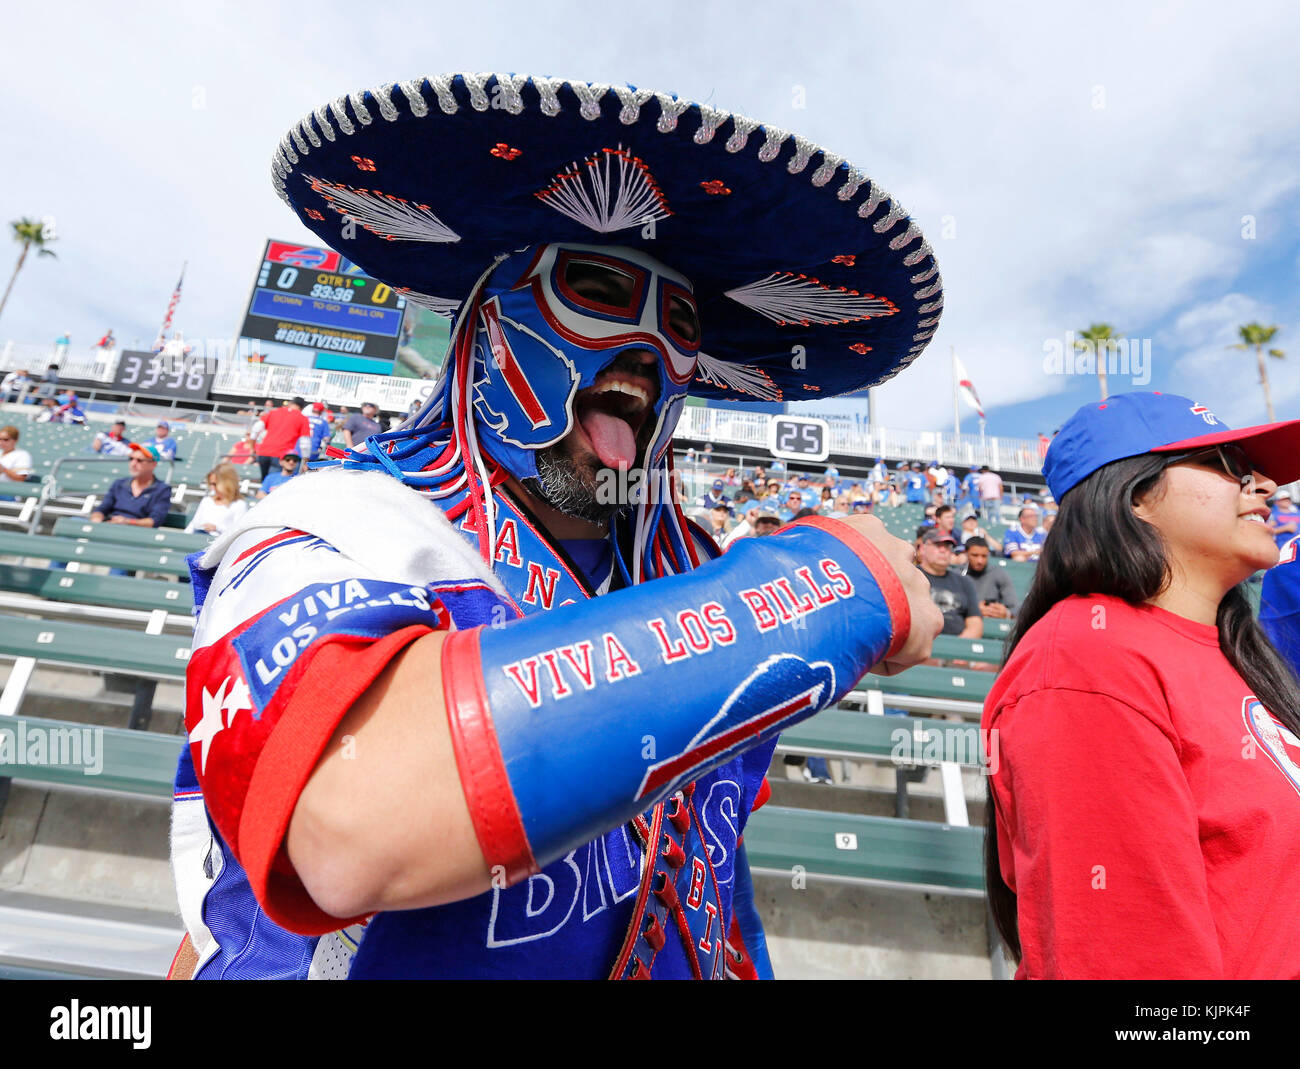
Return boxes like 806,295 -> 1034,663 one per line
916,528 -> 983,638
255,397 -> 311,481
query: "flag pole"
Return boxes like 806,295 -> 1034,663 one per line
951,345 -> 961,437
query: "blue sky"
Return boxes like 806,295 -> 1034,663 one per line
1,0 -> 1296,439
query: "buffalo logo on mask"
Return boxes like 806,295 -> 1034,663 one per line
471,243 -> 700,482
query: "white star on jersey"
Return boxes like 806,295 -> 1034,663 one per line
190,675 -> 254,774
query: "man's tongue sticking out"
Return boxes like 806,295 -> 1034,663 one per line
579,408 -> 637,470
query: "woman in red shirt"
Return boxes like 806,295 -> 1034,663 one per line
984,392 -> 1300,979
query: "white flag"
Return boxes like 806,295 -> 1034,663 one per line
953,352 -> 985,419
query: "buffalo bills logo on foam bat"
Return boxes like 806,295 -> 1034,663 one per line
635,655 -> 836,802
230,580 -> 448,712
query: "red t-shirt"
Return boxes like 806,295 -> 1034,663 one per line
256,406 -> 310,458
983,593 -> 1300,979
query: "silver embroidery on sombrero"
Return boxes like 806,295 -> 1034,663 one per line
534,146 -> 671,234
694,352 -> 782,402
304,175 -> 461,243
396,288 -> 461,318
724,273 -> 899,327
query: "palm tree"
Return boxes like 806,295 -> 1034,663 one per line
0,218 -> 58,326
1074,323 -> 1122,400
1229,323 -> 1285,423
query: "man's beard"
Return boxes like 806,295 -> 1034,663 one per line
523,443 -> 623,525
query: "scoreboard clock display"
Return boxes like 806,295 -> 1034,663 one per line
112,351 -> 215,400
768,415 -> 830,463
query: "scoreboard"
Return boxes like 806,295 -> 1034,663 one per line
238,240 -> 406,369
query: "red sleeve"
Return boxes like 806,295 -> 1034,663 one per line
990,689 -> 1224,978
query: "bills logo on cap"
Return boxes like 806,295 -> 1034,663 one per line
1190,402 -> 1220,426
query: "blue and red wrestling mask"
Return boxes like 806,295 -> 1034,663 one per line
469,242 -> 701,485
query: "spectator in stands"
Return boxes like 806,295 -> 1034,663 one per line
1269,491 -> 1300,548
699,478 -> 729,510
705,502 -> 732,541
958,512 -> 1002,555
187,463 -> 249,537
961,537 -> 1017,620
1,369 -> 32,403
259,453 -> 303,498
90,443 -> 171,527
722,506 -> 761,548
754,515 -> 780,536
905,462 -> 927,504
90,419 -> 133,456
976,464 -> 1004,525
916,529 -> 983,638
1003,505 -> 1046,561
0,425 -> 33,483
984,392 -> 1300,979
56,394 -> 87,424
255,397 -> 311,480
1037,431 -> 1050,459
307,402 -> 332,461
721,467 -> 739,486
959,467 -> 981,512
40,362 -> 60,400
148,420 -> 178,461
343,401 -> 383,450
224,436 -> 255,466
34,397 -> 60,422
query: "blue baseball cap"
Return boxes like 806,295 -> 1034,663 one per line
1044,391 -> 1300,501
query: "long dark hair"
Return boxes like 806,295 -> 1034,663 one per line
985,453 -> 1300,962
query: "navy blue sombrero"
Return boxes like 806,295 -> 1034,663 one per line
272,73 -> 943,403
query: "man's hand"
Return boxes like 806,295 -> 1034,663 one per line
836,514 -> 943,676
981,600 -> 1009,619
108,514 -> 127,524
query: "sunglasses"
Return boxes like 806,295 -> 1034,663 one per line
1167,444 -> 1260,490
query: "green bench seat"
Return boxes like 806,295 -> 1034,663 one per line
52,517 -> 211,553
0,563 -> 193,614
0,613 -> 190,679
778,707 -> 987,768
852,663 -> 994,704
929,634 -> 1003,664
744,805 -> 985,895
0,532 -> 193,577
0,715 -> 180,798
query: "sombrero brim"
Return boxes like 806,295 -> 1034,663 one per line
272,73 -> 943,404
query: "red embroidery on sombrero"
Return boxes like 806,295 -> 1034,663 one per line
490,143 -> 522,160
700,180 -> 731,196
831,254 -> 856,266
351,155 -> 377,172
848,343 -> 872,354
